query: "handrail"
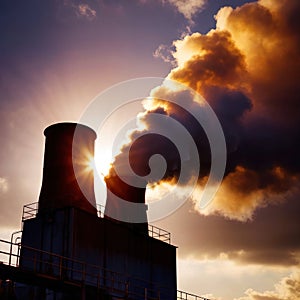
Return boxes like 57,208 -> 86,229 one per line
22,202 -> 171,244
9,230 -> 22,265
0,239 -> 209,300
0,238 -> 21,266
177,290 -> 211,300
22,202 -> 39,221
97,203 -> 105,218
148,224 -> 171,243
0,238 -> 211,300
0,239 -> 168,300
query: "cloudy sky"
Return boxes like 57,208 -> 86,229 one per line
1,0 -> 300,299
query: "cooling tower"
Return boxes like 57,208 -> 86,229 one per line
38,122 -> 97,215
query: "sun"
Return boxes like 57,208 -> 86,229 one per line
80,150 -> 96,174
94,149 -> 113,178
78,144 -> 113,178
86,155 -> 95,172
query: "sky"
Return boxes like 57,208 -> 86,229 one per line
1,0 -> 300,299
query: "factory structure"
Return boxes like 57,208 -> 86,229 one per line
0,123 -> 209,300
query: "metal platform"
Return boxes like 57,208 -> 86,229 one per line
22,202 -> 171,244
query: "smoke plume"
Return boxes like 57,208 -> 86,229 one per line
108,0 -> 300,221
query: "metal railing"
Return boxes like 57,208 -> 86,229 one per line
22,202 -> 171,244
97,203 -> 105,218
148,224 -> 171,243
177,290 -> 211,300
22,201 -> 39,221
0,239 -> 168,300
0,238 -> 21,267
0,238 -> 212,300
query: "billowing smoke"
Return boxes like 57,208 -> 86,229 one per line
108,0 -> 300,221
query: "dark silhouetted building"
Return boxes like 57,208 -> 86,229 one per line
0,123 -> 209,300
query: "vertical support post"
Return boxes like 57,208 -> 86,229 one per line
145,287 -> 147,300
16,244 -> 21,267
34,254 -> 37,273
59,256 -> 63,279
9,239 -> 13,266
9,230 -> 22,266
125,281 -> 129,299
97,272 -> 100,289
81,285 -> 86,300
81,263 -> 86,300
96,272 -> 100,300
82,262 -> 86,283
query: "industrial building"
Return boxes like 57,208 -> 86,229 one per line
0,122 -> 209,300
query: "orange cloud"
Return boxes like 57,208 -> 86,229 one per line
76,4 -> 96,20
236,270 -> 300,300
162,0 -> 206,22
61,1 -> 97,21
170,30 -> 248,93
198,166 -> 299,221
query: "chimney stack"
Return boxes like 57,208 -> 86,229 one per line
38,122 -> 97,215
105,169 -> 148,233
